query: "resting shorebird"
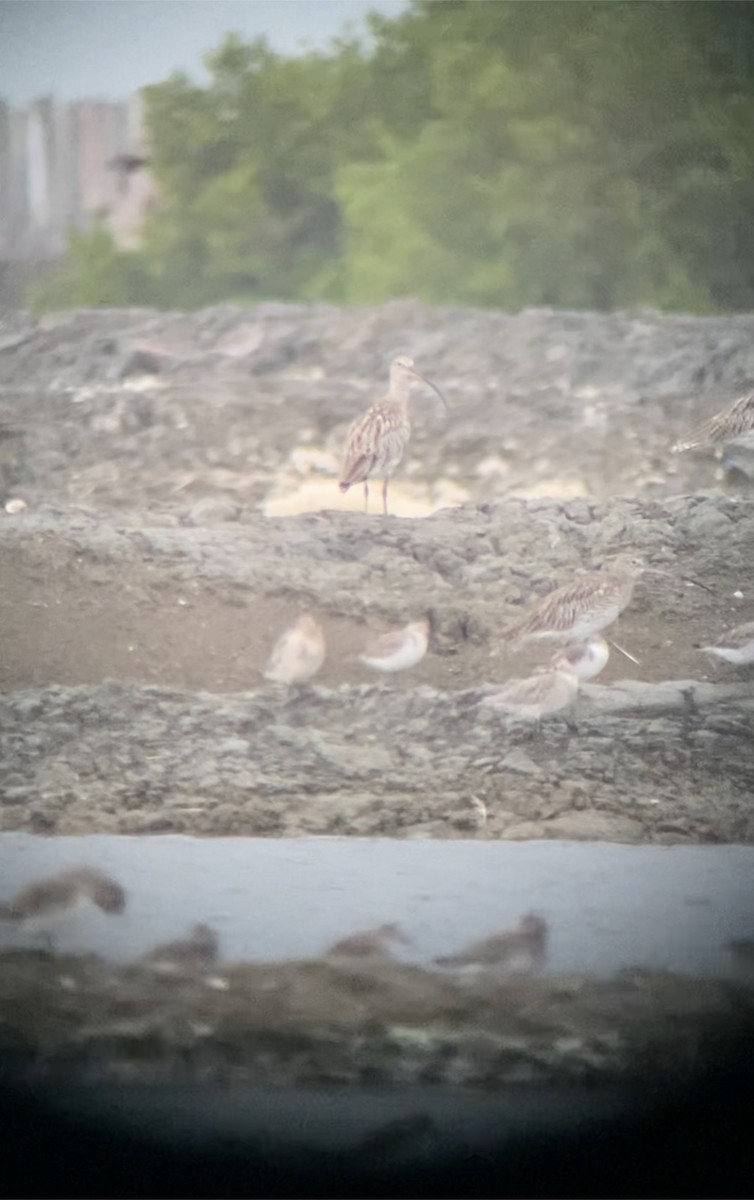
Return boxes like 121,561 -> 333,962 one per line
0,867 -> 126,947
359,617 -> 429,675
672,391 -> 754,454
435,914 -> 548,976
339,355 -> 447,516
503,555 -> 655,647
550,635 -> 610,681
700,621 -> 754,667
263,614 -> 326,686
483,665 -> 580,720
325,922 -> 411,962
141,923 -> 219,976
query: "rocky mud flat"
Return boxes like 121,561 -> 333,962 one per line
1,301 -> 753,1090
0,494 -> 751,841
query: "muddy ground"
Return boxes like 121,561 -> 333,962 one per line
0,300 -> 752,841
1,301 -> 753,1095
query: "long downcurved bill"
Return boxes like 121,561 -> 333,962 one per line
408,367 -> 448,412
643,566 -> 715,596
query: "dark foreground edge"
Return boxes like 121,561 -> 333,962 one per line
2,1050 -> 754,1200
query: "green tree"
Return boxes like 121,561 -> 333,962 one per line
30,219 -> 154,311
32,2 -> 754,314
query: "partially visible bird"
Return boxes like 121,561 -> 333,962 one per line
672,391 -> 754,453
550,635 -> 610,681
700,621 -> 754,667
182,496 -> 241,526
339,355 -> 447,516
263,614 -> 326,686
107,153 -> 150,173
141,923 -> 219,976
503,555 -> 653,647
482,665 -> 580,720
325,922 -> 411,962
434,913 -> 548,975
359,617 -> 430,675
0,867 -> 127,947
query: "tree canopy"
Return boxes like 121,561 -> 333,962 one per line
33,0 -> 754,313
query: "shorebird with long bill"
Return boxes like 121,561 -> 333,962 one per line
503,555 -> 665,647
339,355 -> 447,516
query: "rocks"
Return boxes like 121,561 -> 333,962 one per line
2,302 -> 754,512
1,302 -> 754,843
0,672 -> 750,840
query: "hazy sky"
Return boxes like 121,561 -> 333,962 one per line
0,0 -> 408,104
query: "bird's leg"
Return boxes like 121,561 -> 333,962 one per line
382,477 -> 389,517
363,481 -> 369,513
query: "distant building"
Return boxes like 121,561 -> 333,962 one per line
0,92 -> 156,263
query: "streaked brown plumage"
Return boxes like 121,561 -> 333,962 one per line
434,914 -> 548,974
339,355 -> 446,515
504,555 -> 648,646
672,391 -> 754,453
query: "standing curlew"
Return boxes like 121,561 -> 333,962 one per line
434,913 -> 548,976
263,614 -> 326,686
503,555 -> 656,647
359,617 -> 430,675
672,391 -> 754,453
339,355 -> 447,516
700,621 -> 754,666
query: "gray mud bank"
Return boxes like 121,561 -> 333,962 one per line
0,301 -> 753,842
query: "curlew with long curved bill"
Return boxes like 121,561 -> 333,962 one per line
339,355 -> 447,516
503,555 -> 668,648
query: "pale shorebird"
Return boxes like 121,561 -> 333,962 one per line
672,391 -> 754,453
359,617 -> 430,675
141,923 -> 219,976
504,555 -> 658,647
434,914 -> 548,976
700,621 -> 754,667
482,665 -> 580,720
550,635 -> 610,681
325,922 -> 411,962
0,867 -> 126,947
339,355 -> 447,516
263,614 -> 326,686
